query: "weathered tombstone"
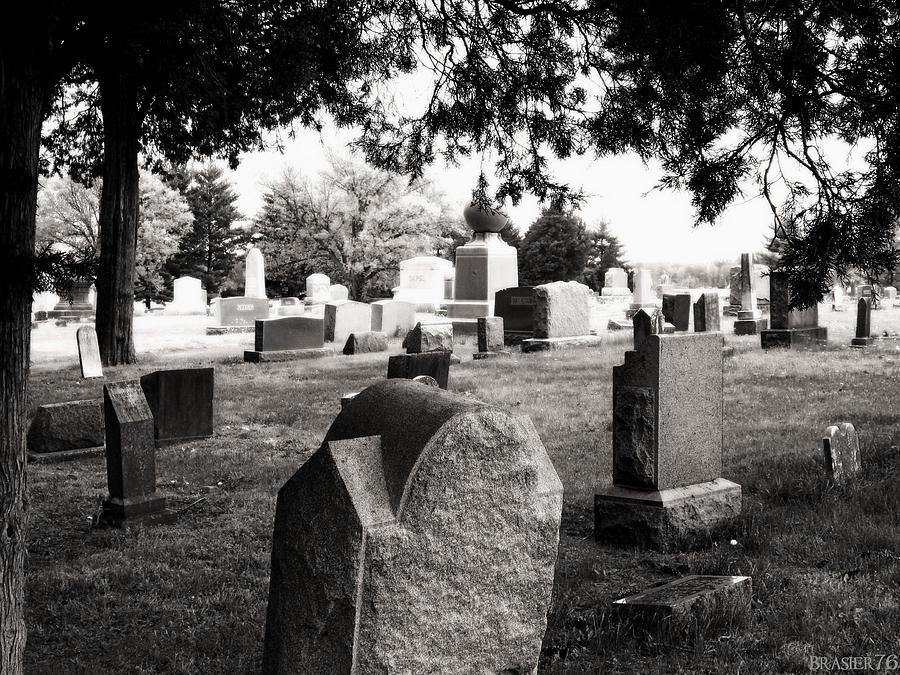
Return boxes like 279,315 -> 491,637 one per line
632,308 -> 666,351
343,331 -> 388,355
387,352 -> 452,389
168,276 -> 207,314
215,296 -> 270,327
26,399 -> 104,457
728,266 -> 741,308
595,332 -> 741,550
139,368 -> 214,444
661,293 -> 690,331
76,325 -> 103,378
262,379 -> 563,673
245,247 -> 267,298
601,267 -> 631,297
851,298 -> 873,347
244,316 -> 330,362
473,316 -> 510,360
494,286 -> 536,342
693,292 -> 721,332
760,272 -> 827,348
100,380 -> 169,525
734,253 -> 768,334
305,273 -> 331,305
403,322 -> 453,353
370,299 -> 416,337
329,284 -> 349,302
522,280 -> 601,352
392,256 -> 454,309
823,423 -> 861,485
324,301 -> 372,344
613,575 -> 752,631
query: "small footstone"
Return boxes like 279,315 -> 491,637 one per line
342,331 -> 388,355
387,352 -> 451,389
823,422 -> 861,485
27,399 -> 104,454
403,322 -> 453,353
613,575 -> 752,632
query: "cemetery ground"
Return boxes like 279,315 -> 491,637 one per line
24,308 -> 900,673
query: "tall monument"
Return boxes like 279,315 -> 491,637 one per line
445,201 -> 518,335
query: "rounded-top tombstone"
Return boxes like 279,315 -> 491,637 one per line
245,247 -> 266,299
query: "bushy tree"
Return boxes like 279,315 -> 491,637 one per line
583,220 -> 629,291
254,155 -> 459,300
518,208 -> 590,286
166,165 -> 246,296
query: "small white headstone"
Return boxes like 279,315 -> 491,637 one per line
76,326 -> 103,379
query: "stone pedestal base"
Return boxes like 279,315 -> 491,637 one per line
733,317 -> 768,335
206,325 -> 255,335
445,300 -> 491,320
27,446 -> 105,464
100,494 -> 173,527
594,479 -> 742,551
521,335 -> 603,353
760,326 -> 827,348
472,350 -> 512,360
47,309 -> 94,320
851,336 -> 874,347
244,347 -> 333,363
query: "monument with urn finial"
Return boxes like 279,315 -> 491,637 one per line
444,201 -> 519,335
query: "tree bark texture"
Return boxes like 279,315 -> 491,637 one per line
0,56 -> 43,674
96,68 -> 140,366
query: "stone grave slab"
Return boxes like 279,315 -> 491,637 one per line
387,352 -> 451,389
403,322 -> 453,353
613,575 -> 752,628
263,379 -> 562,674
761,272 -> 827,348
343,332 -> 388,355
305,273 -> 331,305
244,317 -> 332,362
734,253 -> 767,334
76,326 -> 103,378
215,296 -> 270,327
494,286 -> 536,342
823,422 -> 861,485
533,280 -> 591,339
851,298 -> 874,347
139,368 -> 214,444
370,299 -> 416,337
474,316 -> 511,360
324,301 -> 371,344
693,292 -> 721,332
661,294 -> 691,331
27,399 -> 104,459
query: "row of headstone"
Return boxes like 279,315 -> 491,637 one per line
760,272 -> 827,348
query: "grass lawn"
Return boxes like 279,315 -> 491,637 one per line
23,306 -> 900,673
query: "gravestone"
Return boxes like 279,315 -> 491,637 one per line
169,276 -> 207,314
245,247 -> 266,298
262,379 -> 562,674
632,308 -> 666,351
629,269 -> 656,315
76,325 -> 103,378
595,332 -> 741,551
661,293 -> 691,331
728,266 -> 741,307
324,301 -> 372,344
139,368 -> 214,444
522,280 -> 602,352
343,331 -> 388,355
857,284 -> 874,299
761,272 -> 827,348
101,380 -> 168,524
613,575 -> 752,629
832,283 -> 845,310
370,299 -> 416,337
387,352 -> 451,389
693,292 -> 721,332
851,298 -> 873,347
601,267 -> 631,297
392,256 -> 454,309
27,399 -> 104,455
473,316 -> 509,360
734,253 -> 768,334
244,316 -> 329,362
329,284 -> 349,302
494,286 -> 536,342
215,296 -> 270,327
884,286 -> 897,302
277,297 -> 303,316
48,278 -> 94,319
305,273 -> 331,305
823,423 -> 861,485
403,322 -> 453,353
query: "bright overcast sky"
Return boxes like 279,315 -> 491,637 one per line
227,122 -> 778,266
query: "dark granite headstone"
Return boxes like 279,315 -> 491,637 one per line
255,316 -> 324,351
76,325 -> 103,378
102,380 -> 167,523
216,297 -> 270,326
613,575 -> 752,627
494,287 -> 536,336
477,316 -> 505,352
662,294 -> 690,331
693,292 -> 720,332
343,331 -> 388,355
387,352 -> 451,389
139,368 -> 214,444
27,399 -> 104,453
823,422 -> 861,485
851,298 -> 873,347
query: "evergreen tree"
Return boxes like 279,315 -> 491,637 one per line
518,208 -> 590,286
584,220 -> 629,291
167,165 -> 247,295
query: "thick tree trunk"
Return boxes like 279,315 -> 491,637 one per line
96,69 -> 140,366
0,58 -> 43,675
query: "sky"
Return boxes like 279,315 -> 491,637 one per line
227,122 -> 777,266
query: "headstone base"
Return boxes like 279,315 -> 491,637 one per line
607,320 -> 633,331
472,350 -> 512,360
760,327 -> 828,348
27,446 -> 105,464
733,317 -> 768,335
100,494 -> 172,526
850,336 -> 875,347
445,300 -> 491,320
206,325 -> 255,335
46,309 -> 94,319
243,347 -> 334,363
594,478 -> 742,552
613,575 -> 752,631
521,335 -> 603,353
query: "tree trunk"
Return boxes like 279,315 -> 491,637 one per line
96,68 -> 140,366
0,57 -> 44,675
